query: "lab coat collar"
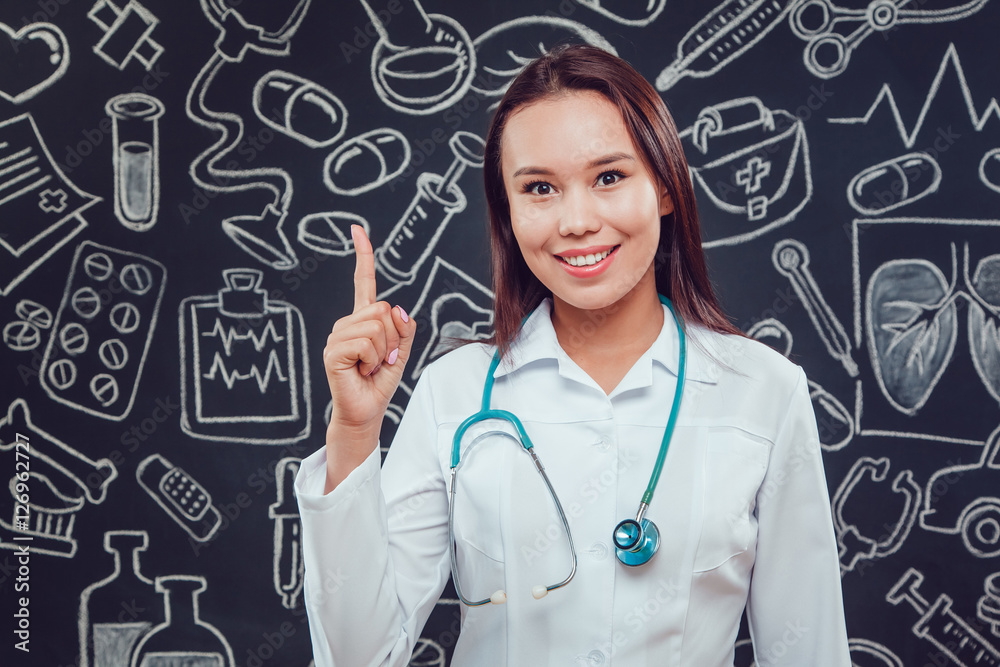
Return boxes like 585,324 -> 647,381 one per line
492,298 -> 720,387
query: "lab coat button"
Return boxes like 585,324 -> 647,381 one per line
590,542 -> 609,561
595,437 -> 612,451
587,649 -> 607,665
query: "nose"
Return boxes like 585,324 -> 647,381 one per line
558,187 -> 601,237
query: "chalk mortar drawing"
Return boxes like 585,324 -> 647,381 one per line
852,218 -> 1000,444
253,70 -> 347,149
179,269 -> 311,445
0,114 -> 100,296
78,530 -> 164,667
137,454 -> 223,543
0,21 -> 69,104
921,424 -> 1000,559
679,97 -> 812,248
39,241 -> 167,421
270,457 -> 304,609
847,152 -> 942,216
323,128 -> 411,196
656,0 -> 794,91
359,0 -> 475,116
888,567 -> 1000,666
0,399 -> 118,558
3,298 -> 53,353
88,0 -> 164,71
374,131 -> 485,297
186,0 -> 313,270
829,43 -> 1000,148
574,0 -> 666,26
832,457 -> 919,574
106,93 -> 165,232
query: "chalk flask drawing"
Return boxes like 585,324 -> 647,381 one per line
79,531 -> 163,667
179,269 -> 310,444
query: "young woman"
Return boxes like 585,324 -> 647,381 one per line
295,45 -> 850,666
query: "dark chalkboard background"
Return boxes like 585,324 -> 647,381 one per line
1,0 -> 1000,665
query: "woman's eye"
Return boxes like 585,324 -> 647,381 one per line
524,181 -> 552,195
598,171 -> 624,186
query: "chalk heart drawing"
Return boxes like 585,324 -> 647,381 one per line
867,259 -> 958,415
969,254 -> 1000,402
0,22 -> 69,104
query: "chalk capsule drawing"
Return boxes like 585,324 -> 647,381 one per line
359,0 -> 476,115
574,0 -> 666,26
179,269 -> 311,445
40,242 -> 167,420
253,70 -> 347,149
0,399 -> 118,558
137,454 -> 222,543
0,113 -> 100,297
0,21 -> 69,104
847,153 -> 942,216
88,0 -> 164,71
106,94 -> 165,231
323,128 -> 411,196
270,458 -> 304,609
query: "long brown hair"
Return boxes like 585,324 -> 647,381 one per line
484,44 -> 742,357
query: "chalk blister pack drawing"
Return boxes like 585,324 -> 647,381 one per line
679,97 -> 812,248
39,241 -> 167,421
0,20 -> 69,104
0,399 -> 118,558
179,269 -> 311,445
0,114 -> 100,296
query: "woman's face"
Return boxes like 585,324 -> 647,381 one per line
501,90 -> 673,313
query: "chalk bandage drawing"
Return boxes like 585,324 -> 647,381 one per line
106,93 -> 165,231
137,454 -> 222,543
180,269 -> 311,445
88,0 -> 164,71
0,21 -> 69,104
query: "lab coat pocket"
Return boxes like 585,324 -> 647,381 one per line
692,431 -> 769,572
447,426 -> 510,566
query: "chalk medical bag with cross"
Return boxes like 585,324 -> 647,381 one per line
681,96 -> 812,247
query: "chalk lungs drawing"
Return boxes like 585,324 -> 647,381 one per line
179,269 -> 311,445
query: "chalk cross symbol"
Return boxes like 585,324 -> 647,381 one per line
735,156 -> 771,195
38,188 -> 68,213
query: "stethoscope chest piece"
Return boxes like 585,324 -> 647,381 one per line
613,517 -> 660,566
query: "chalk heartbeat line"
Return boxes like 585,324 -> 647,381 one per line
828,43 -> 1000,149
201,318 -> 285,356
202,350 -> 288,392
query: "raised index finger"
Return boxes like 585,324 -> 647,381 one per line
352,225 -> 377,312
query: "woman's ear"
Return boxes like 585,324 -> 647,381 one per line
659,188 -> 674,216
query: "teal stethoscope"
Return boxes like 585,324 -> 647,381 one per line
448,295 -> 687,606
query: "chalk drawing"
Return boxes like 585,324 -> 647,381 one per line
179,269 -> 311,445
832,457 -> 919,574
746,318 -> 793,356
297,211 -> 370,257
978,572 -> 1000,639
888,567 -> 1000,665
656,0 -> 794,91
679,97 -> 812,248
0,114 -> 99,297
0,399 -> 118,558
137,454 -> 222,543
981,148 -> 1000,195
40,242 -> 167,421
4,299 -> 53,352
359,0 -> 475,115
809,380 -> 855,451
409,638 -> 445,666
270,457 -> 304,609
847,638 -> 904,667
323,128 -> 411,196
574,0 -> 666,26
106,94 -> 165,232
88,0 -> 164,71
0,21 -> 69,104
829,43 -> 1000,148
847,152 -> 942,216
253,70 -> 347,149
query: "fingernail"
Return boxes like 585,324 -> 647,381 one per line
387,348 -> 399,365
397,305 -> 409,323
366,362 -> 382,376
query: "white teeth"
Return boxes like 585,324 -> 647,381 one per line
563,248 -> 612,267
585,254 -> 596,265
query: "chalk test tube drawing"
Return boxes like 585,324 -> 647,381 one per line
921,424 -> 1000,558
0,21 -> 69,104
979,573 -> 1000,638
4,299 -> 53,353
679,97 -> 812,248
655,0 -> 794,91
270,458 -> 304,609
374,131 -> 486,293
574,0 -> 666,26
471,16 -> 616,104
772,239 -> 859,377
847,152 -> 942,216
253,70 -> 347,149
358,0 -> 475,116
130,575 -> 235,667
0,113 -> 100,296
324,128 -> 411,196
790,0 -> 990,79
981,148 -> 1000,195
40,242 -> 167,420
187,0 -> 313,271
831,457 -> 919,574
179,269 -> 311,445
137,454 -> 222,543
78,531 -> 164,667
829,43 -> 1000,149
888,568 -> 1000,666
0,399 -> 118,558
88,0 -> 164,71
298,211 -> 370,256
106,94 -> 164,231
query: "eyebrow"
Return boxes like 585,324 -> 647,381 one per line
510,152 -> 636,180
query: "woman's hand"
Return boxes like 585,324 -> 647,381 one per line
323,225 -> 416,489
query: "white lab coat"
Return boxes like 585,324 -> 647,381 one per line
295,299 -> 851,666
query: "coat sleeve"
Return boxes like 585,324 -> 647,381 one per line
747,367 -> 852,666
294,373 -> 452,667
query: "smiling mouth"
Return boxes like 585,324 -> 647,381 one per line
558,246 -> 619,267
